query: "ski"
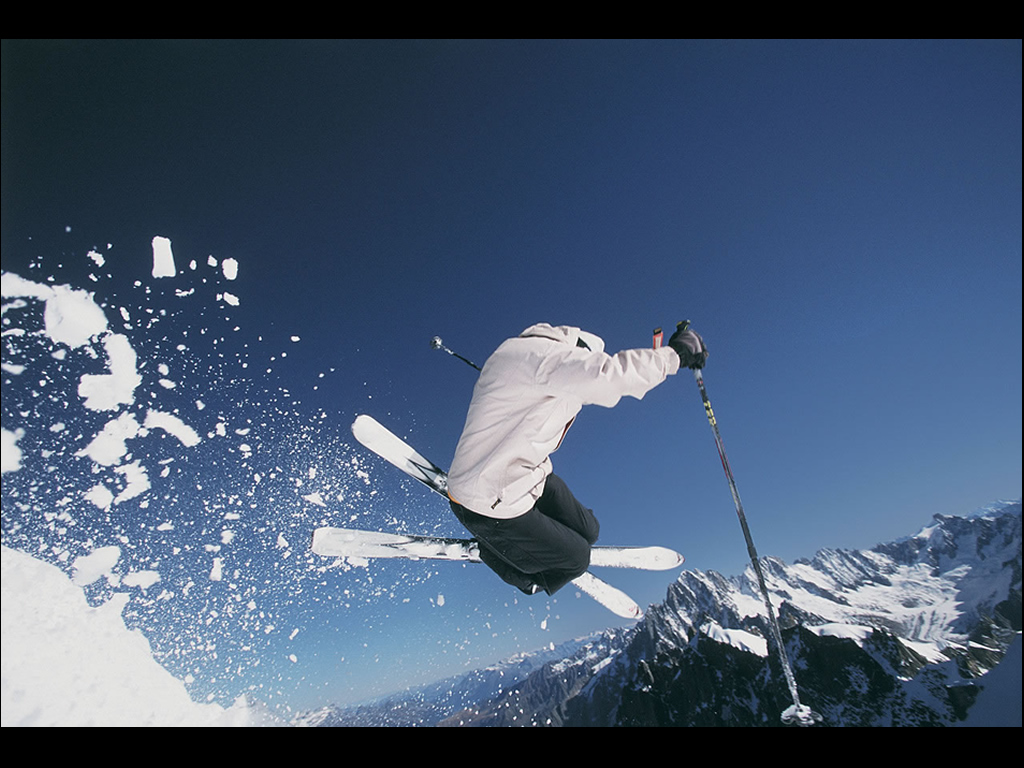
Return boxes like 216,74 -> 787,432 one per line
351,414 -> 449,496
570,573 -> 643,620
313,527 -> 481,562
340,414 -> 682,619
312,527 -> 684,570
311,528 -> 644,619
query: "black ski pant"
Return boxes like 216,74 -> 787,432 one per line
449,474 -> 599,595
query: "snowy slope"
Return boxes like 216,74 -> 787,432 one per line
1,545 -> 277,726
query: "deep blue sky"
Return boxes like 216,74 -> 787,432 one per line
2,40 -> 1020,711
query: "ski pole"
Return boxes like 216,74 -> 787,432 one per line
664,321 -> 822,726
430,336 -> 482,372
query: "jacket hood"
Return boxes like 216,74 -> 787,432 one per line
518,323 -> 606,354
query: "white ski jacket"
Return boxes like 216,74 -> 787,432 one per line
447,323 -> 680,519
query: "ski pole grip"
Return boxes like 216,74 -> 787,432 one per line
655,320 -> 691,348
656,321 -> 691,349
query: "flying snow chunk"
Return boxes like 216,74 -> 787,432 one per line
72,546 -> 121,586
123,570 -> 161,590
2,275 -> 113,349
220,292 -> 240,307
151,236 -> 176,278
1,273 -> 101,346
1,271 -> 52,302
84,484 -> 115,510
77,412 -> 141,466
77,334 -> 142,411
87,250 -> 105,267
221,258 -> 238,280
47,285 -> 109,348
1,428 -> 24,474
114,461 -> 151,504
144,410 -> 201,448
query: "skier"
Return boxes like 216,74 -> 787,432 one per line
446,322 -> 707,596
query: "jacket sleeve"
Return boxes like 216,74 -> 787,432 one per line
539,346 -> 680,407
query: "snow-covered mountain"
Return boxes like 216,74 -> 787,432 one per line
293,633 -> 606,727
311,501 -> 1021,727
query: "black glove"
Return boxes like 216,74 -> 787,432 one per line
668,324 -> 708,370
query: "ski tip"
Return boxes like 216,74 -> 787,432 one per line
612,599 -> 644,620
572,572 -> 645,620
588,545 -> 684,571
351,413 -> 375,434
598,599 -> 643,620
638,546 -> 684,570
310,526 -> 330,555
660,547 -> 685,569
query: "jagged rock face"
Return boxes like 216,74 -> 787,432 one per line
568,626 -> 976,727
303,503 -> 1021,727
575,504 -> 1019,727
440,623 -> 986,727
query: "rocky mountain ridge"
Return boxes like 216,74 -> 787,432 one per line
304,501 -> 1021,727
